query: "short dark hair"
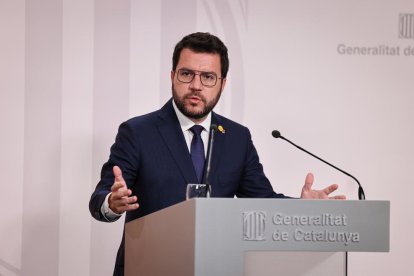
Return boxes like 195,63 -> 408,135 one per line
172,32 -> 229,78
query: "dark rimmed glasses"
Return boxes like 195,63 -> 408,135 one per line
175,68 -> 222,87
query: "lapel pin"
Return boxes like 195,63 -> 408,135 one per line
218,125 -> 225,134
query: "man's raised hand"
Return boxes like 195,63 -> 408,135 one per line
108,166 -> 139,214
300,172 -> 346,200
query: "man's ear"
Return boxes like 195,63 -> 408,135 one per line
220,78 -> 227,92
170,70 -> 175,82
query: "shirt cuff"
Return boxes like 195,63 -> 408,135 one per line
101,192 -> 122,222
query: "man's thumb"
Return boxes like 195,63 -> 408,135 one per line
113,166 -> 124,182
303,172 -> 314,191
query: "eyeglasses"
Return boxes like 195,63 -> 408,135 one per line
176,68 -> 222,87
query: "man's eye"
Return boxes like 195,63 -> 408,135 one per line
180,70 -> 193,76
203,73 -> 215,80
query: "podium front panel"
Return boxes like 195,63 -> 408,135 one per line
125,198 -> 389,276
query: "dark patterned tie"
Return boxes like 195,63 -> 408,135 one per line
189,125 -> 205,183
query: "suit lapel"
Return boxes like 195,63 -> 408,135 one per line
208,113 -> 225,185
157,100 -> 199,184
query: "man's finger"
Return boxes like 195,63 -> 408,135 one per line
323,184 -> 339,195
111,181 -> 127,193
125,203 -> 139,211
330,195 -> 346,200
117,195 -> 138,206
303,172 -> 314,191
115,203 -> 139,213
110,195 -> 139,213
111,188 -> 131,201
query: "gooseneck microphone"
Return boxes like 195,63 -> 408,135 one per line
272,130 -> 366,200
203,124 -> 218,194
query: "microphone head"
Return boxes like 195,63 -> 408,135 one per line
210,124 -> 218,131
272,130 -> 281,138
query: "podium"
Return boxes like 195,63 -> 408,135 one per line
125,199 -> 389,276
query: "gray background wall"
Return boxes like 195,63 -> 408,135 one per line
1,0 -> 413,275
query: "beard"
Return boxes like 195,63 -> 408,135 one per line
172,85 -> 222,120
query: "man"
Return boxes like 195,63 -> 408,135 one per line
89,32 -> 345,275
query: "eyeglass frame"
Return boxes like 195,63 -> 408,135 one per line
174,68 -> 224,88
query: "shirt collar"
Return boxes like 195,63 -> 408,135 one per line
172,99 -> 211,132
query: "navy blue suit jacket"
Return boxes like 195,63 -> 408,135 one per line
89,99 -> 288,275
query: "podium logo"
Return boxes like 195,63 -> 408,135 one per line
399,13 -> 414,39
243,211 -> 266,241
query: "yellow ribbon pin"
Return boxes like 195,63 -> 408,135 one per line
218,125 -> 225,134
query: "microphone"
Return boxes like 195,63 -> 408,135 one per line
272,130 -> 366,200
203,124 -> 218,194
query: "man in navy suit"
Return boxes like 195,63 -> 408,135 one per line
89,32 -> 345,275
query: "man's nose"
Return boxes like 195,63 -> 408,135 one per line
189,73 -> 203,90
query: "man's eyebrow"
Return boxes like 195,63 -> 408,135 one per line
179,67 -> 216,74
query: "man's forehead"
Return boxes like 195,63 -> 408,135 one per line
177,48 -> 221,71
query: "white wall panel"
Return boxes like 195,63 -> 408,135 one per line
129,0 -> 162,116
59,0 -> 94,275
22,0 -> 62,275
0,1 -> 25,275
91,1 -> 131,275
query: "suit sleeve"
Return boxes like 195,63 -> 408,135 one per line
236,128 -> 291,199
89,121 -> 141,222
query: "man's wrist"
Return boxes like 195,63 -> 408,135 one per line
101,192 -> 122,221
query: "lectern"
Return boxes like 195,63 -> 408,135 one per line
125,199 -> 389,276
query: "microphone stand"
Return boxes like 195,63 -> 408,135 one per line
203,124 -> 218,196
273,130 -> 366,200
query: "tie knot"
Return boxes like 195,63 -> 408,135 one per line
190,125 -> 204,136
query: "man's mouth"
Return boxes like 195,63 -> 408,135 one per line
186,95 -> 203,105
